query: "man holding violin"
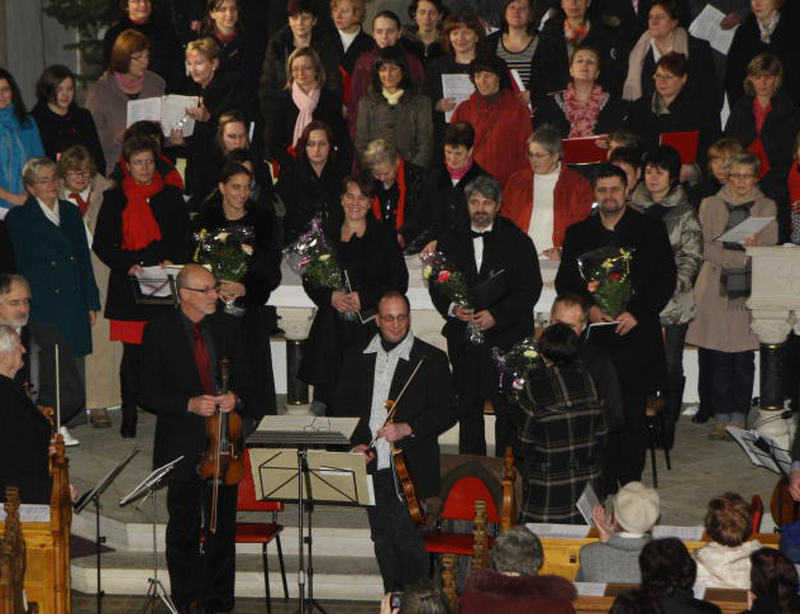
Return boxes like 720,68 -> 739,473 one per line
333,290 -> 457,593
139,263 -> 250,614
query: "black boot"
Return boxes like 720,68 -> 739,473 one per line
120,404 -> 137,438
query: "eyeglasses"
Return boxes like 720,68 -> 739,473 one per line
653,73 -> 677,81
65,170 -> 91,178
183,284 -> 220,294
34,176 -> 57,185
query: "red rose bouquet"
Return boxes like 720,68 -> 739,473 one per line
577,246 -> 635,318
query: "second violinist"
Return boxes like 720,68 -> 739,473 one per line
332,290 -> 457,593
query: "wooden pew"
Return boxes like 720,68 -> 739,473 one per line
574,585 -> 748,614
0,439 -> 72,614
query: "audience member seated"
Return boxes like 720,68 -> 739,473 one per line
626,52 -> 720,182
298,174 -> 408,408
380,581 -> 453,614
0,68 -> 44,215
92,136 -> 191,438
694,492 -> 761,589
686,137 -> 744,210
103,0 -> 184,91
486,0 -> 541,106
361,139 -> 426,248
745,548 -> 800,614
622,0 -> 719,112
517,323 -> 607,523
193,162 -> 281,421
460,526 -> 576,614
200,0 -> 259,91
725,52 -> 800,243
629,145 -> 701,449
170,37 -> 254,212
533,0 -> 619,97
402,0 -> 447,66
610,538 -> 722,614
86,29 -> 166,176
404,121 -> 484,251
356,47 -> 433,169
608,146 -> 644,200
451,55 -> 532,187
31,65 -> 106,173
725,0 -> 797,108
576,481 -> 660,583
503,126 -> 593,273
278,120 -> 346,244
259,0 -> 342,146
687,151 -> 778,439
533,44 -> 624,138
264,47 -> 348,170
346,10 -> 426,137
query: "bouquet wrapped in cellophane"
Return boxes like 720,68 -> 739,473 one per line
193,225 -> 255,315
283,218 -> 347,292
492,336 -> 542,407
419,251 -> 484,345
577,246 -> 635,318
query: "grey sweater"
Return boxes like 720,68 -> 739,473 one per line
576,534 -> 651,584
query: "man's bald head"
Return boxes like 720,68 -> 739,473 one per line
178,264 -> 219,322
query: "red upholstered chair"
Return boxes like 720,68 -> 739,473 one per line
751,494 -> 764,534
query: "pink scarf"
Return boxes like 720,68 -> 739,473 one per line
562,82 -> 605,138
114,71 -> 144,92
291,82 -> 321,148
448,157 -> 473,182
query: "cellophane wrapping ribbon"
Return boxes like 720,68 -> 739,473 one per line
419,251 -> 484,345
283,218 -> 347,292
492,336 -> 542,407
193,225 -> 255,316
577,245 -> 635,318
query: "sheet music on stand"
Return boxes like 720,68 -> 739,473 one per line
727,426 -> 792,475
119,455 -> 185,507
247,415 -> 358,447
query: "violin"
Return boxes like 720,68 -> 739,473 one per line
198,358 -> 245,533
771,476 -> 800,528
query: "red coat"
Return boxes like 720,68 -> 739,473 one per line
502,165 -> 593,248
460,569 -> 577,614
451,89 -> 532,187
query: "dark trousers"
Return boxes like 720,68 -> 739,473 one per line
456,389 -> 487,456
663,323 -> 688,422
166,477 -> 238,613
700,348 -> 754,423
366,469 -> 429,593
120,342 -> 142,411
604,356 -> 647,493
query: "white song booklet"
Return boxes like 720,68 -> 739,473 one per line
126,95 -> 200,137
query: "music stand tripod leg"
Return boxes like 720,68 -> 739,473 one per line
300,455 -> 328,614
139,490 -> 180,614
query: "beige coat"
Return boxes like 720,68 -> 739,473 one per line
686,184 -> 778,353
694,539 -> 761,589
85,71 -> 166,176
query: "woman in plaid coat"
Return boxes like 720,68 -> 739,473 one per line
517,323 -> 607,523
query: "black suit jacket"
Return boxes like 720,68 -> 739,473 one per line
332,336 -> 457,499
0,374 -> 52,504
139,309 -> 251,480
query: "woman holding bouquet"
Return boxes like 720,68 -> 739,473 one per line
193,161 -> 281,422
93,135 -> 191,438
298,173 -> 408,411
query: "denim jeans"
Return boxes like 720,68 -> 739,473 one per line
699,348 -> 755,424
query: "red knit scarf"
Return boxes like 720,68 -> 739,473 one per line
563,19 -> 589,44
371,159 -> 407,229
121,173 -> 164,250
749,98 -> 772,178
562,82 -> 605,137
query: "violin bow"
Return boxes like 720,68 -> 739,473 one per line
369,356 -> 425,448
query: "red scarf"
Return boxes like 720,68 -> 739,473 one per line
371,159 -> 407,229
562,83 -> 605,137
70,191 -> 90,215
563,19 -> 589,44
789,162 -> 800,205
749,98 -> 772,178
214,29 -> 238,44
339,65 -> 353,104
121,173 -> 164,250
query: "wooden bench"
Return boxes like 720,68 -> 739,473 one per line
574,585 -> 748,614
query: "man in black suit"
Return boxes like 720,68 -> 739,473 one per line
139,264 -> 250,614
555,163 -> 676,491
332,290 -> 457,593
0,324 -> 52,504
430,174 -> 542,456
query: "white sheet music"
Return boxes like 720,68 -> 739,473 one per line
573,582 -> 607,597
441,74 -> 475,122
689,4 -> 738,54
525,522 -> 591,539
652,525 -> 704,541
126,97 -> 162,127
135,265 -> 183,298
714,216 -> 774,243
126,95 -> 199,137
576,482 -> 600,526
255,415 -> 359,439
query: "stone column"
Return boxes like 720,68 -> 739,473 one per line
746,246 -> 800,449
278,307 -> 315,416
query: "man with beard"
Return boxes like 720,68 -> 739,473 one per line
430,174 -> 542,456
555,163 -> 676,491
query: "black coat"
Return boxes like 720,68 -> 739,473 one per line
263,88 -> 349,169
533,89 -> 625,136
724,10 -> 799,108
0,221 -> 14,273
372,160 -> 427,242
334,28 -> 374,77
277,157 -> 346,245
659,591 -> 722,614
139,309 -> 251,480
424,54 -> 472,157
332,336 -> 458,499
594,0 -> 693,56
299,214 -> 409,391
31,101 -> 106,173
555,207 -> 676,371
0,374 -> 52,504
93,185 -> 191,321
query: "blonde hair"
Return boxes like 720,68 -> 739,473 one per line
285,47 -> 326,90
186,37 -> 222,63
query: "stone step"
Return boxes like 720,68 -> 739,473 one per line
71,550 -> 383,601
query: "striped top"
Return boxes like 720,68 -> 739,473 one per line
495,35 -> 538,89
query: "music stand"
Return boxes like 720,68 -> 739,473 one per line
247,418 -> 356,614
120,456 -> 184,614
131,265 -> 182,308
74,446 -> 139,614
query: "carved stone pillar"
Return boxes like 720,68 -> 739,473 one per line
746,247 -> 800,449
277,307 -> 315,416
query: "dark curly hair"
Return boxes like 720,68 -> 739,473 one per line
640,538 -> 696,598
751,548 -> 799,605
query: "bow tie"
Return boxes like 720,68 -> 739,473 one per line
470,229 -> 489,239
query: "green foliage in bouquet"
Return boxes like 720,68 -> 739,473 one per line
193,227 -> 254,281
577,246 -> 635,318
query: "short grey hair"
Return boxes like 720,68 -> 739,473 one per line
464,174 -> 502,206
0,274 -> 30,305
725,150 -> 761,177
22,157 -> 58,188
528,125 -> 564,160
491,526 -> 544,575
0,324 -> 20,356
362,139 -> 399,171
